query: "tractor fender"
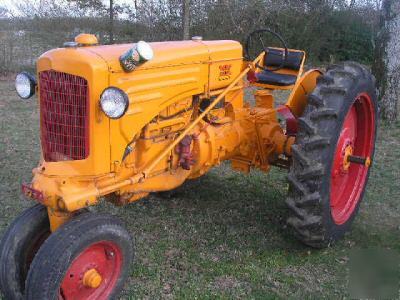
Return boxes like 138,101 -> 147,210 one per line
286,69 -> 323,117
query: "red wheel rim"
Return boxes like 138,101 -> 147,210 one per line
59,241 -> 123,300
330,93 -> 375,225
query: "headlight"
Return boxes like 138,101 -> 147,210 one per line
100,87 -> 129,119
15,72 -> 36,99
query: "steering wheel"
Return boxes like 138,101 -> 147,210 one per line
245,28 -> 289,72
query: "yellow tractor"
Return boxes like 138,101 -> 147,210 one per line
0,29 -> 377,299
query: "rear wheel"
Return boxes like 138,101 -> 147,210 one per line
0,204 -> 50,299
25,212 -> 133,300
286,62 -> 377,248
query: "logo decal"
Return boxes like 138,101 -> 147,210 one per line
218,64 -> 232,81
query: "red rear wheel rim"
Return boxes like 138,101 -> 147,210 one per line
59,241 -> 123,300
330,93 -> 375,225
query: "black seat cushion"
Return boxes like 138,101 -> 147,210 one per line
256,71 -> 297,86
264,48 -> 304,71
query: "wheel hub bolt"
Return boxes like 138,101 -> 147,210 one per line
106,250 -> 115,259
82,268 -> 102,289
342,145 -> 353,171
348,155 -> 371,167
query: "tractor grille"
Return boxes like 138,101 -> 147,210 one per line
39,70 -> 89,162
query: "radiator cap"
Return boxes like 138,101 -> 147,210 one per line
191,36 -> 203,42
75,33 -> 98,46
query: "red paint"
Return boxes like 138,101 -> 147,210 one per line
219,64 -> 232,76
246,70 -> 257,83
39,70 -> 89,162
330,93 -> 375,225
21,183 -> 44,203
277,105 -> 298,136
59,241 -> 123,300
176,135 -> 195,170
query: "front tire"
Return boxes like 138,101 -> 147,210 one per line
0,204 -> 50,300
286,62 -> 377,248
25,212 -> 133,300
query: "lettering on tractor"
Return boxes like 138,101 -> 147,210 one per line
218,64 -> 232,80
0,30 -> 377,299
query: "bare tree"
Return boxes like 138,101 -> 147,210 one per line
109,0 -> 114,44
373,0 -> 400,122
182,0 -> 190,40
0,6 -> 9,18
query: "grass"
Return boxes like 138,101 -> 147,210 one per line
0,78 -> 399,299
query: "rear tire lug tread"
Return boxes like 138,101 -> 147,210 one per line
327,64 -> 345,72
307,94 -> 325,107
303,137 -> 330,151
298,118 -> 317,135
329,70 -> 357,82
287,173 -> 308,196
286,193 -> 320,208
297,166 -> 324,180
317,74 -> 335,85
310,109 -> 338,120
342,61 -> 369,78
285,198 -> 307,220
296,215 -> 322,229
287,218 -> 325,242
291,145 -> 310,166
300,192 -> 321,207
320,86 -> 347,96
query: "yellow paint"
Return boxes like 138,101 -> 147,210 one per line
27,36 -> 320,229
47,208 -> 72,232
83,269 -> 102,289
286,69 -> 323,117
75,34 -> 98,46
343,145 -> 353,171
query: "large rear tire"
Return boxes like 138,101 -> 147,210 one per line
25,212 -> 133,300
286,62 -> 377,248
0,204 -> 50,300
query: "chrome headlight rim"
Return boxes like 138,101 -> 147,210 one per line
99,87 -> 129,119
15,71 -> 36,99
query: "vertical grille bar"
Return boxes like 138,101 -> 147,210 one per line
39,70 -> 89,162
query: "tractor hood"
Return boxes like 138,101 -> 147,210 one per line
34,39 -> 243,177
37,40 -> 243,76
83,40 -> 243,72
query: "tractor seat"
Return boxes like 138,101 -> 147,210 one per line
255,48 -> 304,86
256,71 -> 297,86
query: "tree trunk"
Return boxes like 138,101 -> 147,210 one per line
109,0 -> 114,44
182,0 -> 190,40
373,0 -> 400,122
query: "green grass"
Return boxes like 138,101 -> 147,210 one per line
0,79 -> 399,299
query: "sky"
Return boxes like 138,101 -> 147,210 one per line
0,0 -> 16,14
0,0 -> 135,16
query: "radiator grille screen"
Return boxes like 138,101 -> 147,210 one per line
39,70 -> 89,162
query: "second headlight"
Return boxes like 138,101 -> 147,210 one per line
15,72 -> 36,99
100,87 -> 129,119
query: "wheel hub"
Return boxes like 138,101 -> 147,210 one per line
83,268 -> 102,289
330,93 -> 375,225
342,145 -> 353,172
59,241 -> 122,299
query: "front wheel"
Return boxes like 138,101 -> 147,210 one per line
0,204 -> 50,299
25,212 -> 133,299
286,62 -> 377,248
